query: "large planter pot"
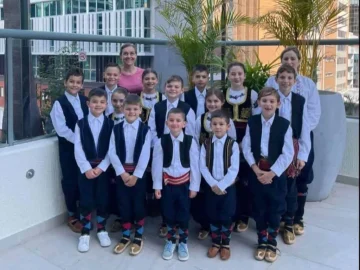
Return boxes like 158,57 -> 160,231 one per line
307,91 -> 347,202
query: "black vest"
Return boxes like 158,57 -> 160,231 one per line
113,121 -> 149,164
140,92 -> 163,123
161,133 -> 192,168
275,92 -> 305,139
184,89 -> 207,114
204,135 -> 235,175
154,100 -> 191,138
248,114 -> 290,166
77,116 -> 114,162
56,94 -> 89,150
223,88 -> 252,122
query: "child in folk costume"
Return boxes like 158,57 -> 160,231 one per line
148,75 -> 196,236
139,68 -> 165,217
50,68 -> 88,233
109,94 -> 151,256
101,63 -> 122,116
184,64 -> 209,118
108,87 -> 128,233
274,64 -> 311,245
223,62 -> 260,232
191,88 -> 236,240
200,110 -> 240,261
152,108 -> 200,261
266,46 -> 321,235
74,88 -> 113,252
242,87 -> 294,262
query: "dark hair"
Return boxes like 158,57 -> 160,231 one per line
280,46 -> 301,61
205,88 -> 225,103
124,94 -> 141,106
65,67 -> 84,82
104,62 -> 121,72
88,88 -> 107,101
112,87 -> 128,98
210,109 -> 230,124
120,43 -> 137,55
142,68 -> 158,80
167,108 -> 186,121
227,62 -> 246,74
276,64 -> 297,79
258,87 -> 280,102
192,64 -> 209,74
166,75 -> 184,88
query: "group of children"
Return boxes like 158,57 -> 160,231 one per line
50,60 -> 314,263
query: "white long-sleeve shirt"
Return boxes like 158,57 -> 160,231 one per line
200,135 -> 239,192
50,91 -> 84,144
265,75 -> 321,131
108,119 -> 151,179
278,91 -> 311,162
194,113 -> 237,144
104,84 -> 118,116
74,113 -> 110,173
148,99 -> 196,147
151,132 -> 201,192
242,114 -> 294,177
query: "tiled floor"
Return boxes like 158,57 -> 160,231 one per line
0,183 -> 358,270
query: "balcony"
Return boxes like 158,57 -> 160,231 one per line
0,30 -> 359,269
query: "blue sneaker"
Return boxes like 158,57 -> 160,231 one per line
178,242 -> 189,261
162,240 -> 176,260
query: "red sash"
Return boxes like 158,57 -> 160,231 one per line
163,172 -> 190,186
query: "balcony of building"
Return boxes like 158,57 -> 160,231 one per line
0,30 -> 359,269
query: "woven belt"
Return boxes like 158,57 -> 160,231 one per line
163,172 -> 190,186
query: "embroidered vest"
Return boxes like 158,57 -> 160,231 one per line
223,88 -> 252,122
140,91 -> 163,123
199,112 -> 212,145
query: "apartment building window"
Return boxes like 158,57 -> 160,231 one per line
116,0 -> 149,9
144,10 -> 150,38
0,8 -> 3,20
125,11 -> 132,36
338,30 -> 346,38
83,56 -> 96,81
89,0 -> 113,12
33,55 -> 39,78
337,45 -> 346,51
72,16 -> 77,33
31,3 -> 42,18
66,0 -> 87,14
337,57 -> 346,64
337,71 -> 346,78
43,1 -> 63,16
135,0 -> 150,8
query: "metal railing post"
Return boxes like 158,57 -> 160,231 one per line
5,37 -> 14,145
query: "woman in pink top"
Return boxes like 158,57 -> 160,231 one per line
118,43 -> 144,94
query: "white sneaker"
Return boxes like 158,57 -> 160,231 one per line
97,231 -> 111,247
78,235 -> 90,252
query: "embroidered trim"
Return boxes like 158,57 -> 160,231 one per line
225,88 -> 249,122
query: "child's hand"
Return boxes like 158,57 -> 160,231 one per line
258,171 -> 275,185
85,169 -> 97,179
189,191 -> 197,198
252,164 -> 265,178
121,172 -> 131,183
211,185 -> 225,195
155,189 -> 162,199
296,159 -> 306,170
93,167 -> 103,176
125,175 -> 138,187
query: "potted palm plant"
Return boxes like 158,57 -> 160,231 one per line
259,0 -> 348,201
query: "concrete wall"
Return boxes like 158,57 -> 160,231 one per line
0,137 -> 65,242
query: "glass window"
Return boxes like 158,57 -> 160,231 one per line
144,28 -> 150,38
125,11 -> 131,28
72,0 -> 79,13
89,0 -> 96,12
126,29 -> 132,36
98,0 -> 105,11
50,17 -> 54,31
0,8 -> 3,20
56,0 -> 62,15
125,0 -> 133,9
144,10 -> 150,28
50,1 -> 56,16
97,13 -> 103,35
116,0 -> 124,9
135,0 -> 148,8
80,0 -> 86,13
35,3 -> 42,17
44,2 -> 50,16
72,16 -> 77,33
106,0 -> 114,11
66,0 -> 72,14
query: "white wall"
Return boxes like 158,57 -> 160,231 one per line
339,118 -> 359,178
0,137 -> 65,241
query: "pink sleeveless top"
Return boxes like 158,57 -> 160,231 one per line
118,67 -> 144,94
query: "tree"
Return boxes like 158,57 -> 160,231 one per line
259,0 -> 346,82
155,0 -> 249,87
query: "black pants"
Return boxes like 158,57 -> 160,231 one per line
116,175 -> 146,223
78,172 -> 109,234
250,173 -> 286,246
234,158 -> 252,222
190,179 -> 210,230
107,166 -> 119,216
59,146 -> 80,217
283,177 -> 298,225
295,131 -> 315,222
206,184 -> 236,245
